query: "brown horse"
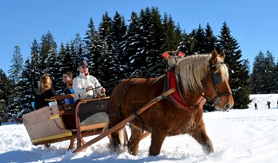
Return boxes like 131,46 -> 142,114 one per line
107,49 -> 234,156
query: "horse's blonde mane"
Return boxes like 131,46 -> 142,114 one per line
175,54 -> 228,92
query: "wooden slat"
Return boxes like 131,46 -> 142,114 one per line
31,131 -> 72,144
80,122 -> 107,131
50,94 -> 74,100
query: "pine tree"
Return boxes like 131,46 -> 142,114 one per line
251,51 -> 276,94
98,12 -> 115,94
110,11 -> 127,82
204,23 -> 217,53
0,69 -> 11,115
39,31 -> 57,71
29,39 -> 41,93
146,7 -> 165,77
178,31 -> 195,55
84,18 -> 105,80
122,11 -> 141,77
131,7 -> 164,77
273,61 -> 278,93
162,13 -> 182,52
72,33 -> 83,58
264,51 -> 275,93
7,45 -> 24,114
217,22 -> 250,108
251,51 -> 265,93
8,46 -> 24,84
194,24 -> 206,54
179,24 -> 216,55
72,33 -> 84,71
16,58 -> 36,112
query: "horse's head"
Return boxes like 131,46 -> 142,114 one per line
201,49 -> 234,111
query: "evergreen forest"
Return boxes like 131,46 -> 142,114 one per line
0,7 -> 277,118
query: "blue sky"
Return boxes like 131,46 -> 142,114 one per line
1,0 -> 277,75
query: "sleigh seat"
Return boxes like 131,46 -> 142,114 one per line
23,94 -> 109,149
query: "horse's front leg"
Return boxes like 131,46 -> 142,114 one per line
191,123 -> 214,155
128,123 -> 143,156
149,128 -> 167,156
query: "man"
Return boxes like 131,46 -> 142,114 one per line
73,60 -> 105,103
62,71 -> 74,93
62,71 -> 74,104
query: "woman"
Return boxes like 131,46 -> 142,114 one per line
34,73 -> 56,110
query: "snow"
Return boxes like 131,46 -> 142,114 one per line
1,94 -> 278,163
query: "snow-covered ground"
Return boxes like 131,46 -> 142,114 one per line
0,94 -> 278,163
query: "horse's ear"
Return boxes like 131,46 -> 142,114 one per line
220,50 -> 225,60
211,49 -> 218,64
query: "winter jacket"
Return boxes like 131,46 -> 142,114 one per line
73,73 -> 103,101
34,88 -> 56,110
63,87 -> 74,104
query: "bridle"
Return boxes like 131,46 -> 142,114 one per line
201,61 -> 232,108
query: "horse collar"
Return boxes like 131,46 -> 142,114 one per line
164,71 -> 206,111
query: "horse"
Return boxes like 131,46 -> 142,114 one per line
107,49 -> 234,156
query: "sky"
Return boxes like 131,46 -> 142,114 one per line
1,0 -> 278,75
1,93 -> 278,162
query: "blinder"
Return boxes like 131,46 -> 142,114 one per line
212,72 -> 222,85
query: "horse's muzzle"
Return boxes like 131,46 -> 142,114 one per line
223,103 -> 232,111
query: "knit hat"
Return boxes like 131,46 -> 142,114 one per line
78,60 -> 88,67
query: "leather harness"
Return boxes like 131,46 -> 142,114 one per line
164,71 -> 206,111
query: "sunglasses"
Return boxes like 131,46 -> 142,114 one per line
81,66 -> 88,68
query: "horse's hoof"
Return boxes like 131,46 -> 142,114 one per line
202,140 -> 214,155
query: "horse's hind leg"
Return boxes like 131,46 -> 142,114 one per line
128,123 -> 143,156
191,124 -> 214,155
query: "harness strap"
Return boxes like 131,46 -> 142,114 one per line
109,79 -> 133,119
132,112 -> 151,133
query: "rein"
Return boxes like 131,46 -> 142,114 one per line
98,62 -> 165,93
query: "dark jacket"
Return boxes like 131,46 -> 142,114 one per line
34,88 -> 56,110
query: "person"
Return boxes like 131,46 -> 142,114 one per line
62,71 -> 74,104
73,60 -> 106,104
254,103 -> 258,110
34,73 -> 56,110
267,101 -> 271,109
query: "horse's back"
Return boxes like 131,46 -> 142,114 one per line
108,77 -> 163,117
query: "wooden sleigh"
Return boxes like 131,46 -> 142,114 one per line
22,94 -> 110,149
23,89 -> 175,151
